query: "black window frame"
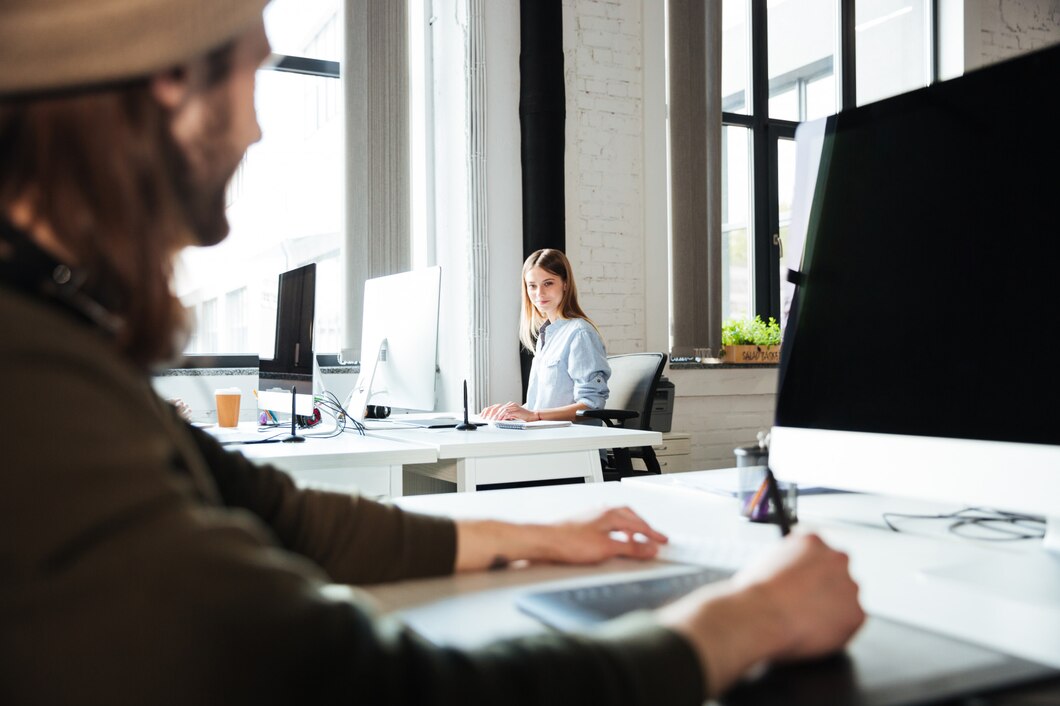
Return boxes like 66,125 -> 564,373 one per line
725,0 -> 940,323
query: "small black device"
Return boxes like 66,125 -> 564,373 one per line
649,376 -> 674,432
365,404 -> 391,419
455,379 -> 477,431
281,386 -> 306,443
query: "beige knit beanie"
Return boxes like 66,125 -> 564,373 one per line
0,0 -> 270,96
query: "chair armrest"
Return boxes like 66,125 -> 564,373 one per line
577,409 -> 639,427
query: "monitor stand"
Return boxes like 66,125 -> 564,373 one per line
281,386 -> 305,443
345,337 -> 386,423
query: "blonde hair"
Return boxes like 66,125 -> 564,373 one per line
518,249 -> 599,353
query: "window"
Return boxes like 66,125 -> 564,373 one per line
176,0 -> 344,357
718,0 -> 935,323
721,125 -> 753,321
856,0 -> 932,105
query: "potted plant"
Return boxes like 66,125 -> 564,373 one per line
721,316 -> 782,364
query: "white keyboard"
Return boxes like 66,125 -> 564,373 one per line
658,533 -> 772,571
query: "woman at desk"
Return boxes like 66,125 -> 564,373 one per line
482,248 -> 610,422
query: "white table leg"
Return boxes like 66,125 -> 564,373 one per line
388,464 -> 404,498
583,450 -> 604,484
455,458 -> 478,492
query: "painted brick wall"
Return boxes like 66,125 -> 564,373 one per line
562,0 -> 646,355
667,368 -> 779,471
980,0 -> 1060,64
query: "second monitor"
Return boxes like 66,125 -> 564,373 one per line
345,266 -> 441,420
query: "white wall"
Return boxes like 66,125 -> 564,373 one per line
978,0 -> 1060,65
668,368 -> 778,470
483,1 -> 525,410
429,0 -> 471,414
562,0 -> 649,355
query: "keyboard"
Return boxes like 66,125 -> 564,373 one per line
517,567 -> 733,631
493,420 -> 572,430
379,416 -> 485,429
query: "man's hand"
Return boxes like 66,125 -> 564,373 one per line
454,507 -> 668,572
657,533 -> 865,698
543,506 -> 669,563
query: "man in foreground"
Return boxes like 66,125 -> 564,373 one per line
0,1 -> 864,703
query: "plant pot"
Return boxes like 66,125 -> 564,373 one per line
721,345 -> 781,364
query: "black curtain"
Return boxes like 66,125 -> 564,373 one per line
519,0 -> 565,397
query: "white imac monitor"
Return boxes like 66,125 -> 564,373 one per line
770,45 -> 1060,552
346,266 -> 441,419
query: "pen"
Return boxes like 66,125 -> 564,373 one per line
744,478 -> 769,518
764,466 -> 792,536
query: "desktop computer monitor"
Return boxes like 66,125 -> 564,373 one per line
769,44 -> 1060,552
346,266 -> 441,419
259,263 -> 316,419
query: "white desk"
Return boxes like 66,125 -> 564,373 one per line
366,424 -> 662,491
370,477 -> 1060,691
221,425 -> 436,498
221,422 -> 660,497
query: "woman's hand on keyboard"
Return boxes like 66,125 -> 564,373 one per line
480,401 -> 538,421
657,533 -> 865,698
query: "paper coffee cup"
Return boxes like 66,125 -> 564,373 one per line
215,387 -> 241,428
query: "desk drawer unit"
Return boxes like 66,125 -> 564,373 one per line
632,432 -> 692,473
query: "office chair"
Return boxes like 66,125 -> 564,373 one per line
577,352 -> 667,482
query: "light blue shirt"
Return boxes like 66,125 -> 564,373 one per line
525,317 -> 610,411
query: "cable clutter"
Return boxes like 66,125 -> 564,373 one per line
882,508 -> 1046,542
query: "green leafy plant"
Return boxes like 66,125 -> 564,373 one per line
722,316 -> 781,347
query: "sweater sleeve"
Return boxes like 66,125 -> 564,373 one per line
184,422 -> 457,584
568,326 -> 611,410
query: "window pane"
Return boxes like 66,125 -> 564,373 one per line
805,73 -> 835,121
856,0 -> 930,105
722,0 -> 751,114
722,125 -> 754,321
776,137 -> 797,328
264,0 -> 342,61
767,0 -> 836,121
177,8 -> 344,357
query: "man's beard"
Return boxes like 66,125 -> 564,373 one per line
169,95 -> 242,248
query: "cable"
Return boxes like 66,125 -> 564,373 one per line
882,507 -> 1046,542
316,389 -> 366,436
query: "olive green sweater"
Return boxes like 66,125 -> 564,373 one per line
0,284 -> 705,706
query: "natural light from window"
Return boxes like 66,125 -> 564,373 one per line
176,0 -> 344,358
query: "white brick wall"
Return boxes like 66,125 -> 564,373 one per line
667,368 -> 778,471
563,0 -> 646,355
980,0 -> 1060,65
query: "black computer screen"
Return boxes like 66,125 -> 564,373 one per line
775,44 -> 1060,448
260,263 -> 316,381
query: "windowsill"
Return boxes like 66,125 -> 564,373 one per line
155,367 -> 258,377
668,362 -> 779,370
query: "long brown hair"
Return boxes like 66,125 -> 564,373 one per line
0,51 -> 234,368
518,248 -> 599,353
